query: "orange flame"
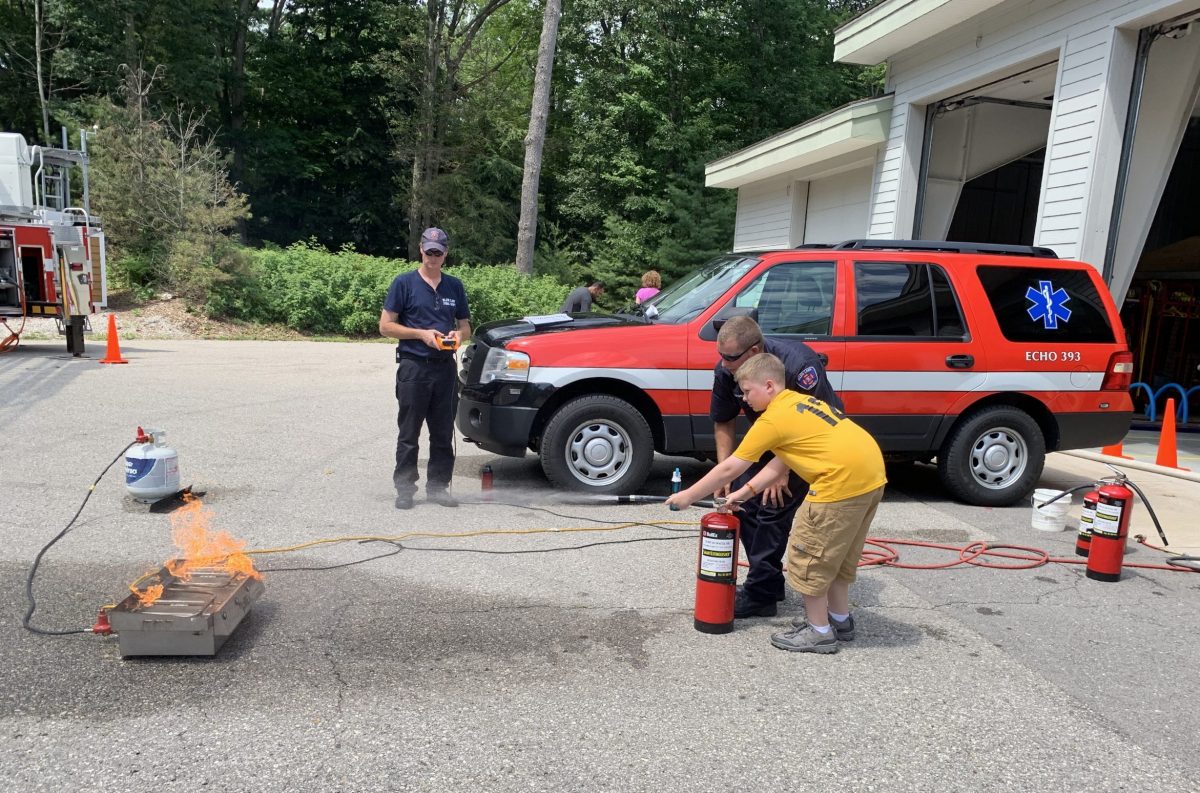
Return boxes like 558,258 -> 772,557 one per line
132,583 -> 163,606
129,493 -> 261,607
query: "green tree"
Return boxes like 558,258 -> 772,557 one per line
545,0 -> 879,299
239,0 -> 416,255
88,67 -> 249,298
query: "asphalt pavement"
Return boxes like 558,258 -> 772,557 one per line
2,339 -> 1197,793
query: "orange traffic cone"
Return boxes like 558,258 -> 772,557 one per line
98,314 -> 128,364
1155,398 -> 1189,471
1100,439 -> 1133,460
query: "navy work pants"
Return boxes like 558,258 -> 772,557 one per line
393,355 -> 458,495
733,455 -> 808,603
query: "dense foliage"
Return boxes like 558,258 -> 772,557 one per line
210,243 -> 569,334
0,0 -> 880,328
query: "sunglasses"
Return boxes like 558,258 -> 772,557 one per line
423,249 -> 446,257
719,340 -> 761,363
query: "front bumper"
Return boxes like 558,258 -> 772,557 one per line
456,381 -> 556,457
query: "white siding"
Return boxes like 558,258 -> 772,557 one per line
733,176 -> 793,251
868,0 -> 1200,260
805,166 -> 874,244
868,105 -> 910,237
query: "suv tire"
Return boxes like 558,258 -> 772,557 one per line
540,395 -> 654,494
937,405 -> 1045,507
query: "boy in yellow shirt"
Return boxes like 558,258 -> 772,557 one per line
666,353 -> 886,654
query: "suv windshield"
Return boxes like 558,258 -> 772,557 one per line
643,255 -> 760,324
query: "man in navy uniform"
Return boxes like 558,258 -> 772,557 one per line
379,227 -> 471,509
710,316 -> 843,617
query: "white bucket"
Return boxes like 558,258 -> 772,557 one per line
1031,488 -> 1072,532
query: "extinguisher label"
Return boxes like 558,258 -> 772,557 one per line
699,534 -> 735,582
1077,506 -> 1095,536
1093,503 -> 1122,537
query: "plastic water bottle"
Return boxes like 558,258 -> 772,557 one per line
670,467 -> 682,511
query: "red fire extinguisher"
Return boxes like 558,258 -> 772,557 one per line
694,510 -> 741,634
1076,489 -> 1098,557
1086,480 -> 1133,582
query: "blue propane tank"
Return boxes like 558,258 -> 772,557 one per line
125,427 -> 181,502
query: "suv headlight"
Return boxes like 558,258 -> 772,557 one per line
480,347 -> 530,384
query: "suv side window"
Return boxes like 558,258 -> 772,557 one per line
732,261 -> 835,335
977,265 -> 1116,343
854,261 -> 966,337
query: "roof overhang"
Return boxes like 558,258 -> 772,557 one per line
705,95 -> 893,189
834,0 -> 1008,65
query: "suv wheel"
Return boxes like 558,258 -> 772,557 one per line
540,395 -> 654,494
937,405 -> 1045,507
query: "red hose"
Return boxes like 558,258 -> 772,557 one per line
737,537 -> 1197,573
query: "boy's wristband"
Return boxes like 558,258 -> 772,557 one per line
746,482 -> 758,497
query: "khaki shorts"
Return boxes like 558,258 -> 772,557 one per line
785,486 -> 885,596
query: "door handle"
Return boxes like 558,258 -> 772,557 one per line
818,353 -> 828,366
945,354 -> 974,369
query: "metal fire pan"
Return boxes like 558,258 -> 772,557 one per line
108,563 -> 265,657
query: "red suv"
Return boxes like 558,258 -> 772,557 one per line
456,240 -> 1133,506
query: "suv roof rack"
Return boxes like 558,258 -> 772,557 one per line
832,239 -> 1059,259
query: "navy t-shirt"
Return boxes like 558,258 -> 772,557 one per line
710,337 -> 842,424
383,269 -> 470,359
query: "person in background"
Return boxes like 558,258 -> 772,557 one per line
561,280 -> 605,313
379,227 -> 470,510
635,271 -> 662,304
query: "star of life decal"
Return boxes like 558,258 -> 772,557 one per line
1026,280 -> 1071,330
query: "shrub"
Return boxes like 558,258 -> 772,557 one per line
209,243 -> 570,335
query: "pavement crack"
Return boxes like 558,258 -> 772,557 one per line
1034,567 -> 1086,605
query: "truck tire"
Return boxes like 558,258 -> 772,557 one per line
937,405 -> 1045,507
540,395 -> 654,494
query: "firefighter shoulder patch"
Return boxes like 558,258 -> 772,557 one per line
797,365 -> 819,391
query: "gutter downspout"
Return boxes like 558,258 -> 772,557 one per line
1102,25 -> 1159,284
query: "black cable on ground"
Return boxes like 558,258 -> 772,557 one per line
259,541 -> 406,572
22,441 -> 135,636
459,499 -> 696,533
261,527 -> 700,574
385,534 -> 696,556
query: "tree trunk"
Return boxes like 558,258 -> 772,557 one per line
33,0 -> 50,144
515,0 -> 561,276
408,0 -> 444,261
229,0 -> 254,243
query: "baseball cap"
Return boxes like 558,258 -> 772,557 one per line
420,227 -> 449,254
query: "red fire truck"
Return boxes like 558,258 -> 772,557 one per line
0,131 -> 106,355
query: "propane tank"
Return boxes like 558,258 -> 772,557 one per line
1076,489 -> 1098,557
125,427 -> 181,502
694,510 -> 741,634
1086,480 -> 1133,582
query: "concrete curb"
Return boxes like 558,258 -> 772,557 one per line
1063,450 -> 1200,484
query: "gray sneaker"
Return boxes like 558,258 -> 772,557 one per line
793,612 -> 855,641
770,623 -> 839,654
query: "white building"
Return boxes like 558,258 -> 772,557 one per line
706,0 -> 1200,394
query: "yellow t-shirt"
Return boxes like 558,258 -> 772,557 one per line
733,390 -> 886,503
